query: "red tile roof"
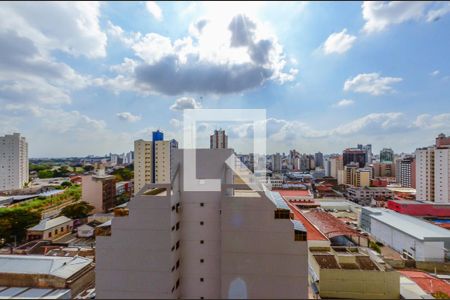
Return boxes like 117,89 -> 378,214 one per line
302,210 -> 361,239
286,202 -> 328,241
274,189 -> 311,197
400,270 -> 450,296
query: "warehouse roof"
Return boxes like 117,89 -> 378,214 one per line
368,208 -> 450,241
0,255 -> 92,279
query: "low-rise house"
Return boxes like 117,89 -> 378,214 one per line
27,216 -> 73,241
76,224 -> 95,238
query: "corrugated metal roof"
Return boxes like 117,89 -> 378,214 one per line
266,191 -> 290,210
28,216 -> 72,231
0,287 -> 71,299
370,208 -> 450,240
0,255 -> 92,279
291,220 -> 306,232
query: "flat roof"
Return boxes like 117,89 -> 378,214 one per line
368,208 -> 450,241
273,189 -> 311,197
0,287 -> 71,299
0,255 -> 92,279
28,216 -> 72,231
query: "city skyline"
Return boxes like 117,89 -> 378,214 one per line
1,2 -> 450,157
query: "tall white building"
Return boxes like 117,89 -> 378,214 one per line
0,133 -> 29,191
416,133 -> 450,202
96,149 -> 308,299
271,153 -> 282,172
134,131 -> 178,195
210,129 -> 228,149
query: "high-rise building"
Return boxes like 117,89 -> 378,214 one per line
380,148 -> 394,163
81,172 -> 116,213
96,149 -> 308,299
329,155 -> 343,179
399,156 -> 415,188
323,157 -> 331,177
372,162 -> 395,178
314,152 -> 323,168
343,148 -> 366,168
210,129 -> 228,149
272,153 -> 282,172
0,133 -> 28,191
416,133 -> 450,202
363,144 -> 373,164
134,130 -> 178,195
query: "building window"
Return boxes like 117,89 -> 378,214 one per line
200,203 -> 204,207
200,240 -> 204,244
176,241 -> 180,249
200,259 -> 204,263
274,209 -> 290,219
48,232 -> 52,238
200,221 -> 204,226
295,230 -> 307,241
176,279 -> 180,289
176,260 -> 180,269
200,278 -> 204,282
176,222 -> 180,230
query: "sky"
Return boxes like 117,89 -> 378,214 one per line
1,1 -> 450,157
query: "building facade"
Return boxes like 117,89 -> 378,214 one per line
380,148 -> 394,163
96,149 -> 308,299
399,156 -> 415,188
0,133 -> 29,191
81,174 -> 116,213
343,148 -> 366,168
210,129 -> 228,149
134,131 -> 178,195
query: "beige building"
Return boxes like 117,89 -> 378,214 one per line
415,134 -> 450,202
81,174 -> 116,213
134,139 -> 178,195
0,133 -> 28,191
27,216 -> 73,241
330,156 -> 343,179
96,149 -> 308,299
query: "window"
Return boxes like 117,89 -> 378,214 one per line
295,230 -> 307,241
176,260 -> 180,269
55,229 -> 58,234
200,221 -> 204,226
274,209 -> 290,219
176,279 -> 180,289
200,278 -> 204,282
200,259 -> 204,263
176,241 -> 180,249
48,232 -> 52,237
200,203 -> 204,207
176,222 -> 180,230
200,240 -> 204,244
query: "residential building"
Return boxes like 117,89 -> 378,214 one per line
323,157 -> 331,177
416,133 -> 450,202
380,148 -> 394,163
360,208 -> 450,262
344,163 -> 358,185
271,153 -> 282,172
399,156 -> 415,188
134,130 -> 178,195
27,216 -> 73,241
347,187 -> 394,205
343,148 -> 366,168
372,162 -> 395,178
0,133 -> 29,191
0,255 -> 94,297
362,144 -> 373,164
354,168 -> 371,187
330,155 -> 343,179
210,129 -> 228,149
96,149 -> 308,299
81,174 -> 116,213
314,152 -> 323,168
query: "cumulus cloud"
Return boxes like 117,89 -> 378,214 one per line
413,113 -> 450,129
107,21 -> 141,47
334,99 -> 354,107
0,2 -> 107,58
344,73 -> 402,95
362,2 -> 450,33
146,1 -> 163,21
430,70 -> 440,76
323,29 -> 357,55
116,112 -> 142,122
170,97 -> 202,111
105,13 -> 296,96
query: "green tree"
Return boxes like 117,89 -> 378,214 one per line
38,169 -> 54,178
0,208 -> 41,243
83,165 -> 95,172
60,201 -> 94,219
61,181 -> 73,188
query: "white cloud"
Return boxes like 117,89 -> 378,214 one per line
344,73 -> 402,95
102,13 -> 296,96
170,97 -> 202,111
413,113 -> 450,129
362,2 -> 450,33
107,21 -> 141,46
430,70 -> 440,76
426,3 -> 450,22
334,99 -> 355,107
0,2 -> 107,58
170,118 -> 182,128
323,29 -> 357,55
116,112 -> 142,122
146,1 -> 163,21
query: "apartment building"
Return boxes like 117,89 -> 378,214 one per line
96,149 -> 308,299
329,155 -> 343,179
415,133 -> 450,202
210,129 -> 228,149
134,130 -> 178,195
0,133 -> 28,191
81,174 -> 116,213
399,156 -> 415,188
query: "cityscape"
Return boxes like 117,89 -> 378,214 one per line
1,1 -> 450,300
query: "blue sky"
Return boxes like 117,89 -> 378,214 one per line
0,1 -> 449,157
